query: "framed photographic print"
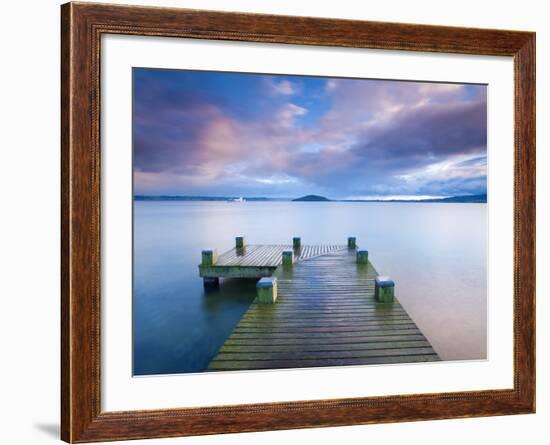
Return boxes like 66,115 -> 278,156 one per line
61,2 -> 535,442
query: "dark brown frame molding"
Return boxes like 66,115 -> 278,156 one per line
61,2 -> 536,442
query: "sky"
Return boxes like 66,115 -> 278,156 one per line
133,68 -> 487,199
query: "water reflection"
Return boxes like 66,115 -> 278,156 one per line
201,278 -> 257,312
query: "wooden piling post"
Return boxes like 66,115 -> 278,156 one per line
201,249 -> 218,266
235,236 -> 245,249
348,237 -> 357,249
282,250 -> 294,266
375,276 -> 395,303
203,277 -> 220,289
256,277 -> 277,304
356,250 -> 369,264
293,237 -> 301,249
201,249 -> 219,289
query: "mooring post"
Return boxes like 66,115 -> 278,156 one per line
375,276 -> 395,303
256,277 -> 278,303
356,250 -> 369,264
201,249 -> 218,266
348,237 -> 357,249
282,250 -> 294,267
201,249 -> 219,289
235,236 -> 245,249
293,237 -> 301,250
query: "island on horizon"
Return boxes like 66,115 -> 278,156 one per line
292,195 -> 331,202
134,193 -> 487,203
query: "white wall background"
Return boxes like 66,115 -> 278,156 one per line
0,0 -> 545,444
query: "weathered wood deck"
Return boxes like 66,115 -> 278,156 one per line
199,244 -> 346,278
207,247 -> 440,371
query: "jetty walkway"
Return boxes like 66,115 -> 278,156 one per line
199,238 -> 440,371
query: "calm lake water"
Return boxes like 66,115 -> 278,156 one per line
133,201 -> 487,375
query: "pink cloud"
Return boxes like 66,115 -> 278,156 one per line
266,78 -> 299,95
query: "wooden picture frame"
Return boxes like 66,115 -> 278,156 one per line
61,2 -> 535,442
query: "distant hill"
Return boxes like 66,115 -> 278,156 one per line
292,195 -> 331,202
134,195 -> 229,201
422,194 -> 487,203
343,194 -> 487,203
134,195 -> 289,202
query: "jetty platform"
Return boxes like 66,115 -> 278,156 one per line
199,242 -> 347,281
200,238 -> 440,371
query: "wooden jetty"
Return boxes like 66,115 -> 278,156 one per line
201,238 -> 440,371
199,240 -> 347,283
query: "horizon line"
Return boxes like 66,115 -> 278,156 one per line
133,192 -> 487,201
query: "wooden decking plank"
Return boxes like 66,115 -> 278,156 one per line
234,319 -> 418,328
213,244 -> 348,269
266,304 -> 396,310
242,312 -> 408,319
245,306 -> 404,313
208,355 -> 440,371
232,326 -> 420,335
220,340 -> 432,353
239,317 -> 414,329
213,347 -> 438,361
226,328 -> 424,339
224,338 -> 429,348
238,310 -> 414,319
239,314 -> 414,321
223,334 -> 430,346
264,245 -> 285,266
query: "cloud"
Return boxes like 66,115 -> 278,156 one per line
325,79 -> 339,92
133,69 -> 487,198
348,195 -> 449,201
282,80 -> 487,197
266,78 -> 299,95
398,154 -> 487,184
253,174 -> 299,185
275,103 -> 307,128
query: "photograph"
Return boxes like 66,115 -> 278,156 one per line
132,68 -> 488,375
0,0 -> 542,442
48,0 -> 537,442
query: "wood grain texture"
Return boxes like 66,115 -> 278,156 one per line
199,244 -> 347,278
215,244 -> 347,266
60,2 -> 536,442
